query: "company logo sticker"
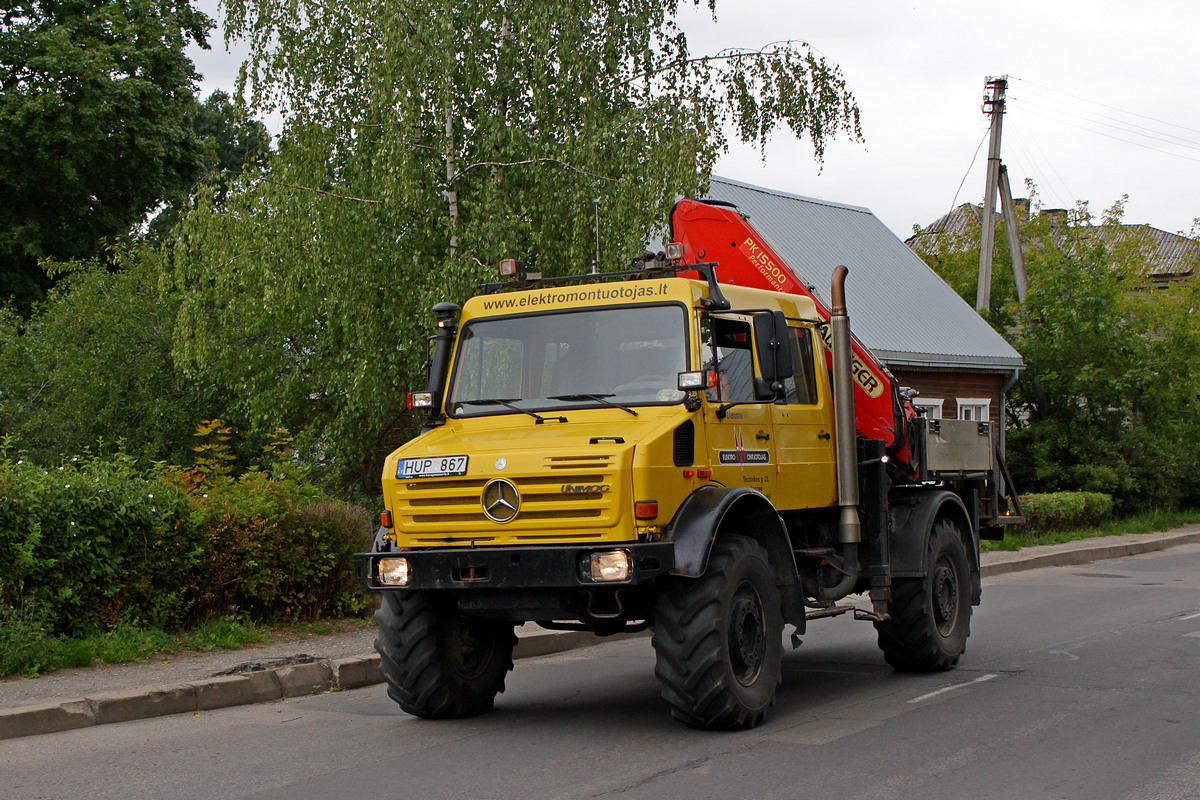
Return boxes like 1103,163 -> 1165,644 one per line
718,427 -> 771,465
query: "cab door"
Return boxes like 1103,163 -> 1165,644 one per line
701,315 -> 777,499
771,325 -> 837,510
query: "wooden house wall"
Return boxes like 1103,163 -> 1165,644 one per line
888,367 -> 1006,431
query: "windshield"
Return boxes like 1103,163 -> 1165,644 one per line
447,304 -> 688,417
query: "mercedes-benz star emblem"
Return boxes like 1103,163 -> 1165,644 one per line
481,479 -> 520,523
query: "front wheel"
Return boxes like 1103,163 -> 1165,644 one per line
874,517 -> 972,671
652,535 -> 783,729
374,591 -> 517,718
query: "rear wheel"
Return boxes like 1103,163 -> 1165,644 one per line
875,517 -> 972,671
652,535 -> 782,729
374,591 -> 517,718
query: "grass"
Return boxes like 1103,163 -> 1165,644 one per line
0,612 -> 378,679
982,508 -> 1200,552
0,613 -> 311,680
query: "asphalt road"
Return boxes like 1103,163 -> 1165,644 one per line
4,543 -> 1200,800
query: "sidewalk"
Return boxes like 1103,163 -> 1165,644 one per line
3,524 -> 1198,741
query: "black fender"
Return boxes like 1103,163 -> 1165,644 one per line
888,488 -> 981,604
663,486 -> 805,626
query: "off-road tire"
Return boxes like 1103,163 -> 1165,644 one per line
875,517 -> 972,671
652,535 -> 782,729
374,591 -> 517,718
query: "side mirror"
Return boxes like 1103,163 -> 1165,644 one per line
753,310 -> 794,383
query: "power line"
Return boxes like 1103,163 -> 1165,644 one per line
1009,93 -> 1200,154
1016,105 -> 1200,165
1009,75 -> 1200,137
1004,117 -> 1074,208
949,127 -> 989,212
1009,85 -> 1200,149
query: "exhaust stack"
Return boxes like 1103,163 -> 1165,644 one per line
830,266 -> 862,544
819,266 -> 862,602
422,302 -> 461,430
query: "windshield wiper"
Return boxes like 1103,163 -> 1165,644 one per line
547,393 -> 638,417
459,398 -> 567,424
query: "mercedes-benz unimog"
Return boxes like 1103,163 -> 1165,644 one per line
354,198 -> 1021,729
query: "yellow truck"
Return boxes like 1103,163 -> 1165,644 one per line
355,232 -> 1019,730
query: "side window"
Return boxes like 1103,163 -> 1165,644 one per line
958,397 -> 991,422
782,327 -> 819,405
913,398 -> 944,419
702,316 -> 756,403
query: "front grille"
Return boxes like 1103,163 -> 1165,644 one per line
394,459 -> 620,545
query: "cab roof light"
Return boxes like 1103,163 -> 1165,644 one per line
498,258 -> 523,278
665,242 -> 685,264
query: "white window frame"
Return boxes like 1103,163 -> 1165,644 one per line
912,398 -> 943,419
957,397 -> 992,422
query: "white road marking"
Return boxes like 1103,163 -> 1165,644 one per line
908,673 -> 999,704
1179,611 -> 1200,621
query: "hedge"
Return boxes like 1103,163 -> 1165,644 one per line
1018,491 -> 1114,536
0,453 -> 372,639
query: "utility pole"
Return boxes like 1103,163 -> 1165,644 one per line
977,76 -> 1006,311
976,76 -> 1030,309
998,166 -> 1029,303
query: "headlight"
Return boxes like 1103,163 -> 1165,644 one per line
378,557 -> 410,586
588,550 -> 631,582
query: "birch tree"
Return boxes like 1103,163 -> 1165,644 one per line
173,0 -> 863,487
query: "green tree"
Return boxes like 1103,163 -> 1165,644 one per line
146,89 -> 272,240
916,193 -> 1200,510
0,244 -> 232,466
173,0 -> 864,488
0,0 -> 213,311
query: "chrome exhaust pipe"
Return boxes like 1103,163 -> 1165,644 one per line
819,266 -> 861,602
830,266 -> 862,545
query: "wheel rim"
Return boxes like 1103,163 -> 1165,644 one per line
728,582 -> 765,686
932,553 -> 960,637
447,617 -> 495,680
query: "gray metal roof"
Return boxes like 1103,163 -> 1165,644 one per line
704,177 -> 1024,371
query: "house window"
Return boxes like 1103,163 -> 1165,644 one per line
958,397 -> 991,422
913,398 -> 943,419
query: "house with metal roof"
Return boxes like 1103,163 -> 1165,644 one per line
703,176 -> 1024,433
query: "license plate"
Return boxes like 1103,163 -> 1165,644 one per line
396,455 -> 469,479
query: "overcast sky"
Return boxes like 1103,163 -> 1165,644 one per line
189,0 -> 1200,239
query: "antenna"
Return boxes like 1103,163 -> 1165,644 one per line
592,199 -> 601,274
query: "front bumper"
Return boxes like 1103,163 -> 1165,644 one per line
354,542 -> 675,592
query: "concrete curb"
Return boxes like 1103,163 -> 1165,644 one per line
0,630 -> 647,743
980,528 -> 1200,578
2,527 -> 1197,742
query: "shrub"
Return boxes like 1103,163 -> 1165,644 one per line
1019,491 -> 1114,535
187,471 -> 371,622
0,449 -> 372,644
0,452 -> 195,637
